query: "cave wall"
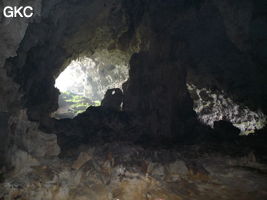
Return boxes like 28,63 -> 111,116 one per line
0,112 -> 9,164
123,0 -> 267,115
186,0 -> 267,113
1,0 -> 139,168
0,0 -> 60,169
0,0 -> 41,112
5,0 -> 135,121
0,0 -> 266,163
123,0 -> 267,137
123,37 -> 197,138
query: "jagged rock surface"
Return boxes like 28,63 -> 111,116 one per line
1,142 -> 267,200
6,110 -> 60,171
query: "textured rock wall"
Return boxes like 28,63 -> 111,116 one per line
5,0 -> 134,121
0,112 -> 9,164
0,0 -> 60,169
0,0 -> 42,112
7,110 -> 60,171
123,37 -> 196,138
186,0 -> 267,113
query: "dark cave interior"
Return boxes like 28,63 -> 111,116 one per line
0,0 -> 267,199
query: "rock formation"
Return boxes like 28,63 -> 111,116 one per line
101,88 -> 123,110
0,0 -> 267,199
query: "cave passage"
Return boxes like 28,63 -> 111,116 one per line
1,0 -> 267,199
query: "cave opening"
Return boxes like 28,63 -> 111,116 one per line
187,84 -> 267,135
53,56 -> 129,119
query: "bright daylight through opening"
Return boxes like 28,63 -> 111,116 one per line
187,84 -> 267,135
53,57 -> 129,119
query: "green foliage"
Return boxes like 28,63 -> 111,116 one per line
60,91 -> 100,116
93,101 -> 101,107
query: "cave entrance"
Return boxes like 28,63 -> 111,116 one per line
187,84 -> 267,135
53,56 -> 129,119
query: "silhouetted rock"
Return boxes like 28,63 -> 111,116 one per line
214,120 -> 240,140
101,88 -> 123,110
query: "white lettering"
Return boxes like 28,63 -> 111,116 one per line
3,6 -> 13,18
3,6 -> 34,18
23,6 -> 34,18
14,6 -> 23,17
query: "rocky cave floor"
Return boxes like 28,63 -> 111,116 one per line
1,123 -> 267,200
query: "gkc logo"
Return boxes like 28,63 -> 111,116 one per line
3,6 -> 34,18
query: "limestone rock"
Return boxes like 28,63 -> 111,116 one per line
8,147 -> 40,173
8,110 -> 60,162
101,88 -> 123,110
150,163 -> 165,180
72,152 -> 93,170
213,120 -> 240,140
166,160 -> 188,181
0,112 -> 9,164
0,0 -> 42,112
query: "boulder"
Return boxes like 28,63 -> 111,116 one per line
101,88 -> 123,111
214,120 -> 240,140
72,152 -> 93,170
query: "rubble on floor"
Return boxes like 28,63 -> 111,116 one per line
1,142 -> 267,200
